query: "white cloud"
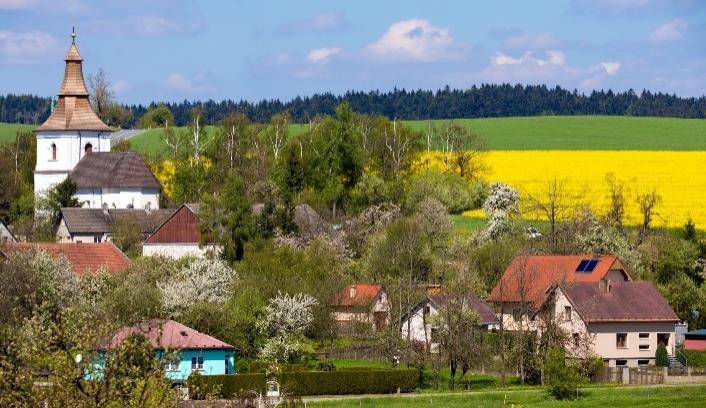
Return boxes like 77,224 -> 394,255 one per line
649,18 -> 687,42
278,12 -> 349,34
0,30 -> 57,64
493,50 -> 566,67
365,19 -> 458,62
0,0 -> 37,9
600,61 -> 620,75
502,33 -> 558,50
97,15 -> 201,36
110,80 -> 130,95
306,47 -> 341,63
164,72 -> 211,93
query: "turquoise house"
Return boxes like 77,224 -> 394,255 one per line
109,319 -> 236,382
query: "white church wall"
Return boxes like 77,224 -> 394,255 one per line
77,187 -> 160,210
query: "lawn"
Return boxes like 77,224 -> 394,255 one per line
0,123 -> 35,144
308,384 -> 706,407
406,115 -> 706,151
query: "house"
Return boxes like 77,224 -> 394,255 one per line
33,29 -> 161,210
0,220 -> 16,243
683,329 -> 706,351
331,284 -> 390,335
106,319 -> 236,382
69,152 -> 162,210
143,203 -> 214,259
57,206 -> 174,243
401,293 -> 499,349
1,242 -> 130,275
540,280 -> 679,368
487,255 -> 631,330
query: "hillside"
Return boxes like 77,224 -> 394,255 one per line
0,123 -> 35,144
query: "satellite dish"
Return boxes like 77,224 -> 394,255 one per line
74,353 -> 82,363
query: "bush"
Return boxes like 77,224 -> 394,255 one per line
406,170 -> 487,214
188,369 -> 419,399
316,360 -> 335,371
248,361 -> 307,373
234,359 -> 250,374
543,347 -> 584,400
656,343 -> 670,367
677,348 -> 706,367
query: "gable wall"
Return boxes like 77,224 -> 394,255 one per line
146,206 -> 199,244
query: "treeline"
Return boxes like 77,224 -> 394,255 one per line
3,84 -> 706,127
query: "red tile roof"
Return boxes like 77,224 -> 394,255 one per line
488,255 -> 630,307
109,319 -> 235,350
560,281 -> 678,322
332,284 -> 384,307
1,242 -> 130,275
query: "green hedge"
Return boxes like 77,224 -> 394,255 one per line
189,369 -> 419,399
248,361 -> 308,373
678,349 -> 706,367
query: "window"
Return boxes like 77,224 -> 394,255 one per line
423,305 -> 431,316
51,143 -> 57,161
615,359 -> 628,367
564,305 -> 572,320
430,327 -> 439,342
572,333 -> 580,348
639,333 -> 650,339
512,308 -> 522,322
639,344 -> 650,350
84,143 -> 93,153
191,356 -> 204,370
638,360 -> 650,367
225,357 -> 230,374
164,360 -> 179,371
616,333 -> 628,349
93,236 -> 102,243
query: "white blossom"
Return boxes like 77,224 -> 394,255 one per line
482,183 -> 519,240
158,258 -> 236,317
257,292 -> 317,338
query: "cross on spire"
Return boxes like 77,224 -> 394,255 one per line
71,26 -> 76,44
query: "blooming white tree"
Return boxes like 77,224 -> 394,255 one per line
158,258 -> 236,317
482,183 -> 520,240
257,292 -> 317,362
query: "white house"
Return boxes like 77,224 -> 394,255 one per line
34,30 -> 112,196
33,30 -> 161,210
142,204 -> 213,259
57,207 -> 173,243
539,280 -> 679,368
331,284 -> 390,336
401,294 -> 499,350
0,220 -> 16,243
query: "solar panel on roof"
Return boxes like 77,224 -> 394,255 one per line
576,260 -> 590,272
585,259 -> 599,272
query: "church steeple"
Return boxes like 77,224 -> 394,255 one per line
36,28 -> 110,132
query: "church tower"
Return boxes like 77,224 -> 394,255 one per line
34,28 -> 112,196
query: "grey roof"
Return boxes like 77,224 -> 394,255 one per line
69,152 -> 161,189
184,203 -> 200,214
60,207 -> 175,234
402,293 -> 499,326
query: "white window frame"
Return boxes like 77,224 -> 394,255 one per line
191,356 -> 204,371
164,360 -> 179,371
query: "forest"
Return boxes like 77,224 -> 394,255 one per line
2,83 -> 706,127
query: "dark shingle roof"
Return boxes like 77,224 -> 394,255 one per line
60,207 -> 174,234
561,281 -> 678,323
429,294 -> 499,325
69,152 -> 161,189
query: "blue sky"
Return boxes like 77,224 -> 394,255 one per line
1,0 -> 705,104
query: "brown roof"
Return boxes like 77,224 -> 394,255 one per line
560,281 -> 678,323
36,34 -> 110,132
69,152 -> 161,189
1,242 -> 130,275
60,207 -> 174,234
428,294 -> 499,325
144,204 -> 201,244
488,255 -> 630,307
109,319 -> 235,350
332,284 -> 385,307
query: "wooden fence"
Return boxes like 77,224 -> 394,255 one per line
629,367 -> 664,384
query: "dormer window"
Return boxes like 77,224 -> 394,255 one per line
84,143 -> 93,153
51,143 -> 57,161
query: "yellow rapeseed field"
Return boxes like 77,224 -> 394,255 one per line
416,151 -> 706,228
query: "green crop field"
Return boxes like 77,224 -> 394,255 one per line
0,123 -> 35,144
3,116 -> 705,154
308,384 -> 706,407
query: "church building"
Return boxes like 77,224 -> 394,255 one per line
34,30 -> 160,209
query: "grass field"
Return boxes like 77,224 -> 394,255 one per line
308,384 -> 706,407
0,123 -> 35,144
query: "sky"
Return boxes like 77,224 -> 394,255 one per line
1,0 -> 705,104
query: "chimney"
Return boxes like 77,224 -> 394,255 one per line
349,286 -> 357,299
599,279 -> 611,293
